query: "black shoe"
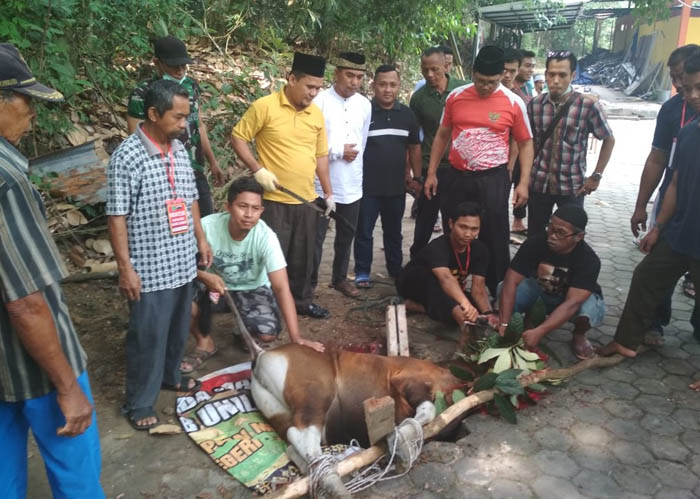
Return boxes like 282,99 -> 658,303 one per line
297,303 -> 330,319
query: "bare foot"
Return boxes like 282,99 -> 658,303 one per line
511,218 -> 527,232
572,334 -> 596,360
404,299 -> 426,314
690,380 -> 700,391
596,341 -> 637,358
134,416 -> 158,427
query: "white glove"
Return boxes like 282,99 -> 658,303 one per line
253,168 -> 278,192
324,194 -> 336,216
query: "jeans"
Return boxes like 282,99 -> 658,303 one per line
312,199 -> 361,287
528,191 -> 584,236
498,277 -> 606,327
353,194 -> 406,279
1,371 -> 104,499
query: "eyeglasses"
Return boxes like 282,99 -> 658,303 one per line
547,50 -> 573,59
546,223 -> 580,239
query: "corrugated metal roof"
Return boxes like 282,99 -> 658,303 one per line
478,0 -> 586,32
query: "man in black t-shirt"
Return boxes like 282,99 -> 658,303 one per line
498,205 -> 605,359
398,202 -> 499,343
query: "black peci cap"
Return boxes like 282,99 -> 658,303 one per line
552,205 -> 588,231
154,36 -> 194,66
0,43 -> 64,101
291,52 -> 326,77
474,46 -> 505,76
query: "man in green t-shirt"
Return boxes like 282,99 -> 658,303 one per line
127,36 -> 224,217
181,177 -> 325,372
409,47 -> 467,259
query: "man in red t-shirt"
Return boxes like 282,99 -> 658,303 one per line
424,45 -> 534,296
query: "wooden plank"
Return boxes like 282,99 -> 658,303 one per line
396,304 -> 409,357
386,305 -> 399,356
363,396 -> 396,446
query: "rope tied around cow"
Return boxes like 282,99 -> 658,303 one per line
308,418 -> 424,497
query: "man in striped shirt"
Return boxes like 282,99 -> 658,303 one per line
0,43 -> 104,498
526,51 -> 615,235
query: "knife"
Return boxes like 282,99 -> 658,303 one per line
275,184 -> 355,234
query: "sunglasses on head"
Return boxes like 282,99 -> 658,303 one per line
547,50 -> 573,59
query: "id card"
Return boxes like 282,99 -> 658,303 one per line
166,198 -> 189,235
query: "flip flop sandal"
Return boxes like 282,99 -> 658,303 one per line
683,279 -> 695,298
354,275 -> 373,289
643,331 -> 665,347
573,337 -> 596,360
330,281 -> 360,298
180,348 -> 218,374
127,408 -> 159,431
161,375 -> 202,393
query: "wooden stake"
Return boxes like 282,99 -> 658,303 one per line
363,396 -> 396,446
267,354 -> 626,499
386,304 -> 409,357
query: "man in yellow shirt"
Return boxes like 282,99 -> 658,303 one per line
231,52 -> 334,318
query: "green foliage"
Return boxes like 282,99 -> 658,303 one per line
3,0 -> 198,151
434,390 -> 448,415
452,389 -> 467,403
450,364 -> 474,382
473,372 -> 498,391
493,393 -> 517,424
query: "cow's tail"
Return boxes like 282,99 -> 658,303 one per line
222,290 -> 265,360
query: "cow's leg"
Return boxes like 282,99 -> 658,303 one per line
287,425 -> 350,497
387,400 -> 434,463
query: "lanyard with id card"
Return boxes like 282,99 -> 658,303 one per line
142,127 -> 189,235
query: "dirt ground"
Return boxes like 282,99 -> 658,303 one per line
26,196 -> 462,498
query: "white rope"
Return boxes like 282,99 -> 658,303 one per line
308,454 -> 339,499
307,418 -> 425,497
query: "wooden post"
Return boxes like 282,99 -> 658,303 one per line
363,396 -> 396,446
385,303 -> 409,357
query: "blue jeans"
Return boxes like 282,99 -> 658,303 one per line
499,277 -> 606,327
354,194 -> 406,279
0,371 -> 104,499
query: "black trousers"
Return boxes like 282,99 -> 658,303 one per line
261,201 -> 317,307
527,191 -> 584,236
311,199 -> 361,288
410,168 -> 450,259
440,165 -> 510,296
615,239 -> 700,349
194,170 -> 214,217
511,163 -> 527,220
397,265 -> 458,323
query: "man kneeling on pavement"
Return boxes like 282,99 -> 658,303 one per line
182,177 -> 324,372
397,202 -> 499,347
498,205 -> 605,359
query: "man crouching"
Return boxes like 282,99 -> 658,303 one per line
397,201 -> 499,348
183,177 -> 324,369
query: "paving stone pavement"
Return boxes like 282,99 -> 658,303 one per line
354,116 -> 700,498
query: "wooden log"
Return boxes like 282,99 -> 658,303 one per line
267,354 -> 626,499
363,396 -> 396,446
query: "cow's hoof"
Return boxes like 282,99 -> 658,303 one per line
321,471 -> 351,497
286,446 -> 309,474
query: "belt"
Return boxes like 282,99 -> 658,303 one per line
451,164 -> 507,177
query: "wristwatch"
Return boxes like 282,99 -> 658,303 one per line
590,172 -> 603,181
413,175 -> 424,183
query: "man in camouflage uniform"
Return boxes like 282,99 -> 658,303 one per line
127,35 -> 224,216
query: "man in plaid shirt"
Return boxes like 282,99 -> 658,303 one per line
527,51 -> 615,235
108,80 -> 212,430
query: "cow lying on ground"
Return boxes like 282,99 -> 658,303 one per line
238,323 -> 464,496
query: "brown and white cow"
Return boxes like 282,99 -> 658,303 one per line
249,343 -> 463,496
